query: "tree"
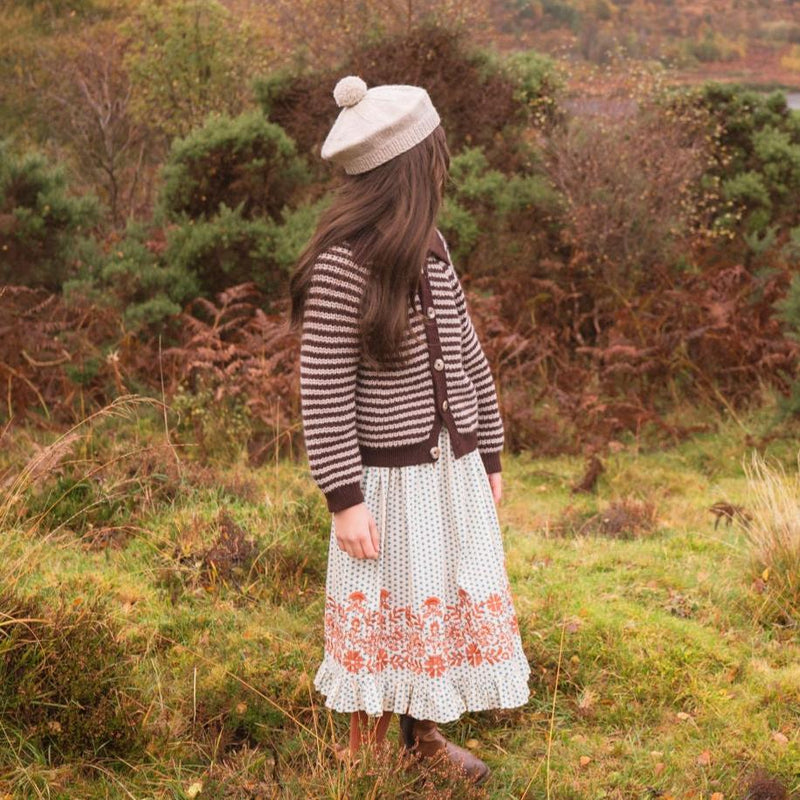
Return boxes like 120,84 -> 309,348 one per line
37,27 -> 153,227
123,0 -> 270,143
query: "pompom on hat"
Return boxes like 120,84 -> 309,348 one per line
321,76 -> 441,174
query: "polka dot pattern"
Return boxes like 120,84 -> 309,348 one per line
313,426 -> 532,723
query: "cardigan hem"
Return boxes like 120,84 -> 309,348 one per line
359,422 -> 478,468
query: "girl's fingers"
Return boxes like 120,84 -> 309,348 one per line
488,473 -> 502,504
351,538 -> 366,559
368,515 -> 380,558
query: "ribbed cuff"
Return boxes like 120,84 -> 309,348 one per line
325,482 -> 364,513
480,450 -> 502,474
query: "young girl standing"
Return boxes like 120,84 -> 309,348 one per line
289,76 -> 531,786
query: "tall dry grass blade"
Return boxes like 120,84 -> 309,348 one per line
742,451 -> 800,626
0,395 -> 163,531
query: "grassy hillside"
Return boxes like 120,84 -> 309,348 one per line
1,399 -> 797,798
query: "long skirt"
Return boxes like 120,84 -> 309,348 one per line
312,425 -> 532,724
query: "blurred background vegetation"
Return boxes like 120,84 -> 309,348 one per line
1,3 -> 800,797
3,0 -> 800,457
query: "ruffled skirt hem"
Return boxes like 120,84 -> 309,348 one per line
313,654 -> 532,724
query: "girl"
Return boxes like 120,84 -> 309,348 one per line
289,76 -> 531,786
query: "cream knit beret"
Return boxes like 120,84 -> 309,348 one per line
320,76 -> 441,174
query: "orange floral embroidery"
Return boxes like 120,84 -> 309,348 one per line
486,593 -> 504,614
425,655 -> 446,677
466,642 -> 482,666
323,581 -> 523,677
342,650 -> 364,673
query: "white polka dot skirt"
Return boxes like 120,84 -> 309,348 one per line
313,425 -> 532,723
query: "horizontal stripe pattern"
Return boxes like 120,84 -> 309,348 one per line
299,232 -> 504,512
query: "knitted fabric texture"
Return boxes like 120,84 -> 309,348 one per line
321,77 -> 441,174
299,230 -> 504,513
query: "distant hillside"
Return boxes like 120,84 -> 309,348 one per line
483,0 -> 800,90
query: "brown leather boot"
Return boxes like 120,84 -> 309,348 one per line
399,713 -> 490,786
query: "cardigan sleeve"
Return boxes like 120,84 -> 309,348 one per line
299,247 -> 366,513
437,232 -> 505,474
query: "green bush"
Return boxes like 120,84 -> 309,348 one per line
160,111 -> 309,222
502,48 -> 565,129
272,196 -> 330,270
0,140 -> 98,290
64,221 -> 199,333
774,268 -> 800,417
540,0 -> 582,31
122,0 -> 265,141
781,225 -> 800,263
440,146 -> 563,268
752,125 -> 800,196
165,204 -> 281,298
666,83 -> 800,235
152,112 -> 311,302
721,170 -> 772,212
172,384 -> 252,464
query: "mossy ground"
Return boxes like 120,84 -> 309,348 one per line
0,402 -> 798,799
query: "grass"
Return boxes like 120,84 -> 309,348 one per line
0,401 -> 798,799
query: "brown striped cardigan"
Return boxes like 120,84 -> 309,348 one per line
299,228 -> 504,513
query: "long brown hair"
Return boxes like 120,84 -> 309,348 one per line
289,124 -> 451,370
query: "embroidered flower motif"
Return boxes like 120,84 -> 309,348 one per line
424,655 -> 446,677
486,593 -> 504,614
372,648 -> 388,672
323,585 -> 522,678
466,642 -> 483,666
342,650 -> 365,673
423,596 -> 443,617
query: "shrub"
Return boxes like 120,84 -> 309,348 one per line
0,286 -> 145,423
543,104 -> 708,295
76,221 -> 200,332
0,141 -> 98,290
155,112 -> 311,302
503,48 -> 565,129
536,0 -> 582,33
163,284 -> 300,465
752,125 -> 800,197
440,146 -> 563,269
165,205 -> 282,298
271,196 -> 330,271
172,383 -> 253,464
665,83 -> 800,235
578,20 -> 619,65
686,31 -> 745,64
0,587 -> 146,763
160,111 -> 309,222
122,0 -> 267,141
774,271 -> 800,416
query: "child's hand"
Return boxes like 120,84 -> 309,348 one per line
333,503 -> 380,559
488,473 -> 502,505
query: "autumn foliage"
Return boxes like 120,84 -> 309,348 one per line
2,10 -> 800,459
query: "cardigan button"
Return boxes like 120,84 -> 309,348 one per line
441,399 -> 449,411
426,306 -> 436,319
433,358 -> 444,371
430,446 -> 441,459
